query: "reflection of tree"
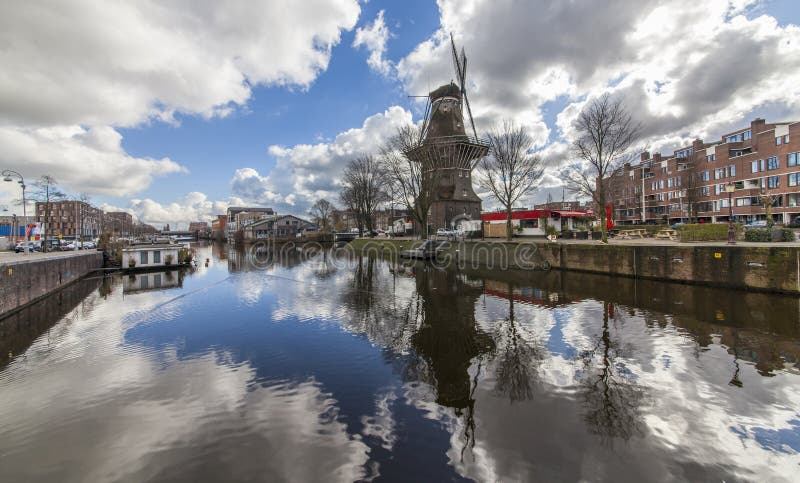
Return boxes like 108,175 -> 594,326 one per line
493,282 -> 543,403
579,301 -> 646,442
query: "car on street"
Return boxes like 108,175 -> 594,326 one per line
436,228 -> 456,238
14,241 -> 41,253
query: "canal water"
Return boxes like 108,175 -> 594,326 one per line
1,243 -> 798,482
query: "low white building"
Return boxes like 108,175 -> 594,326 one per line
122,244 -> 181,269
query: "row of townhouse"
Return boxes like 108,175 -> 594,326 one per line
611,118 -> 800,224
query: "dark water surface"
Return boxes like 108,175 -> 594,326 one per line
1,243 -> 799,482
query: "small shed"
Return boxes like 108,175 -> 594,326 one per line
122,244 -> 181,269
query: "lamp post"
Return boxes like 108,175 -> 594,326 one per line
2,170 -> 26,221
725,182 -> 736,245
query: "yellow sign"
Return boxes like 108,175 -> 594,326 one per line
714,252 -> 722,259
58,234 -> 62,239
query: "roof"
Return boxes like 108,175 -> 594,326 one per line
123,244 -> 181,251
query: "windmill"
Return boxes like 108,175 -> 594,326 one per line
450,33 -> 479,140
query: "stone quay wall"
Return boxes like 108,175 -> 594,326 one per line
0,252 -> 103,318
350,239 -> 800,294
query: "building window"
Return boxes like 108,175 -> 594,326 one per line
767,175 -> 780,189
743,130 -> 751,140
153,250 -> 161,264
785,135 -> 791,144
788,172 -> 800,187
706,154 -> 716,162
701,171 -> 710,181
520,219 -> 538,228
729,165 -> 735,177
725,133 -> 743,143
767,156 -> 780,170
140,251 -> 148,265
789,152 -> 799,167
777,136 -> 783,146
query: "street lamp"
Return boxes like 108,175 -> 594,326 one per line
725,182 -> 736,245
2,170 -> 26,221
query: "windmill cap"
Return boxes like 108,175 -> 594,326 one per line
430,82 -> 461,101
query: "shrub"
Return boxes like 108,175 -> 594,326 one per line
165,254 -> 174,265
128,257 -> 136,268
745,228 -> 771,242
545,225 -> 558,237
677,223 -> 743,242
776,228 -> 795,242
179,247 -> 195,263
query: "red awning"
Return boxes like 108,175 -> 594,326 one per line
551,210 -> 593,218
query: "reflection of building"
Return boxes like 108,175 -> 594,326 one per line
123,270 -> 183,293
35,201 -> 103,238
412,267 -> 494,409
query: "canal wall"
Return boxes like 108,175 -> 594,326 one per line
349,239 -> 800,294
0,251 -> 103,318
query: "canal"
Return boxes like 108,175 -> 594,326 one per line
1,243 -> 798,482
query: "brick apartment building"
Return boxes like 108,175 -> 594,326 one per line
35,200 -> 103,238
211,215 -> 227,240
610,118 -> 800,225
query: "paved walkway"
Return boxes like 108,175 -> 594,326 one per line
0,249 -> 99,265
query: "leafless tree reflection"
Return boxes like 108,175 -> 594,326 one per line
492,282 -> 543,403
579,301 -> 646,443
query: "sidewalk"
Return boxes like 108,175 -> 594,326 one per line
0,250 -> 100,265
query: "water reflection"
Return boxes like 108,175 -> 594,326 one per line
0,244 -> 798,482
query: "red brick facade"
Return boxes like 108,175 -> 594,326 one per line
610,118 -> 800,224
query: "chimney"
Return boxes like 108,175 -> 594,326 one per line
692,139 -> 704,152
653,153 -> 662,163
640,151 -> 650,161
752,118 -> 766,130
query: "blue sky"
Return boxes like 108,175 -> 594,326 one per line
1,0 -> 799,228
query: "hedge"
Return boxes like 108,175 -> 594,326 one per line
744,228 -> 771,242
677,223 -> 743,242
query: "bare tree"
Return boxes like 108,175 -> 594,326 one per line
339,155 -> 389,234
29,175 -> 67,252
564,94 -> 641,243
309,198 -> 334,233
379,125 -> 441,239
478,121 -> 545,241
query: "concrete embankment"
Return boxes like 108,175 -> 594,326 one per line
349,238 -> 800,294
0,251 -> 103,318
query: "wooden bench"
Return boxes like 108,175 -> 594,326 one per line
655,229 -> 677,241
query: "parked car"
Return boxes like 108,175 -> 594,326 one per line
746,220 -> 768,228
82,241 -> 96,249
15,241 -> 41,253
436,228 -> 456,238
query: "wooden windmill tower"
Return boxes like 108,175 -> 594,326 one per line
404,34 -> 488,233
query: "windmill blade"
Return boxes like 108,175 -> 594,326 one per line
462,89 -> 479,140
450,33 -> 464,87
460,47 -> 467,84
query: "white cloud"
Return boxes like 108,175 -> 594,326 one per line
353,10 -> 393,76
0,0 -> 361,211
0,125 -> 185,197
109,192 -> 244,230
0,0 -> 361,128
231,106 -> 413,215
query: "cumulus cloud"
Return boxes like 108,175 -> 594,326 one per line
231,106 -> 413,214
396,0 -> 800,202
0,0 -> 361,128
353,10 -> 393,76
0,0 -> 361,211
0,125 -> 185,196
109,192 -> 244,230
